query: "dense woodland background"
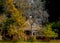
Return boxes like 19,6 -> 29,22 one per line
0,0 -> 60,41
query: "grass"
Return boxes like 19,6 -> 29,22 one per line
0,39 -> 60,43
0,42 -> 60,43
0,40 -> 60,43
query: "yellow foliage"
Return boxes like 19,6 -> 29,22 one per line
5,0 -> 31,40
42,24 -> 58,38
8,24 -> 18,35
6,0 -> 14,6
0,15 -> 7,23
6,0 -> 25,26
18,30 -> 25,39
5,0 -> 29,40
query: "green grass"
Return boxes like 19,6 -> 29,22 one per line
0,40 -> 60,43
0,41 -> 60,43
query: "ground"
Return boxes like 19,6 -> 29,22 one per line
0,40 -> 60,43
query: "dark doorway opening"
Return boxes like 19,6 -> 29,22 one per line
24,30 -> 31,35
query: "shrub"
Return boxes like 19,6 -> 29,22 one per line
41,23 -> 58,39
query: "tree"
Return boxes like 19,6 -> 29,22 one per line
23,0 -> 49,25
1,0 -> 31,40
1,0 -> 26,40
6,0 -> 25,25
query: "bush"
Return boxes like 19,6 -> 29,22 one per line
52,21 -> 60,38
41,23 -> 58,38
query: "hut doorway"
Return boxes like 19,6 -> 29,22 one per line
24,30 -> 31,36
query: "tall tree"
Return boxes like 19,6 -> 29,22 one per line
1,0 -> 26,40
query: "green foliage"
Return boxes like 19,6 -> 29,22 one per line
0,0 -> 5,13
41,23 -> 58,38
0,0 -> 4,5
27,36 -> 36,42
52,21 -> 60,33
51,20 -> 60,38
4,18 -> 14,25
2,18 -> 15,30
